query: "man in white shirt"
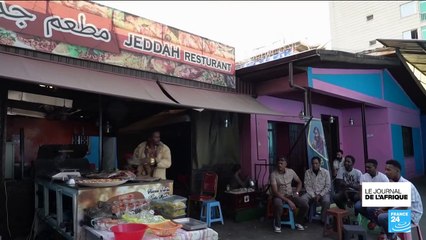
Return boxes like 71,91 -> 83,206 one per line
353,159 -> 389,228
375,160 -> 423,240
333,155 -> 362,209
332,149 -> 344,179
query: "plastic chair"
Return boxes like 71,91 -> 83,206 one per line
189,171 -> 218,215
280,203 -> 296,230
272,203 -> 295,230
308,201 -> 322,223
399,223 -> 424,240
200,200 -> 224,227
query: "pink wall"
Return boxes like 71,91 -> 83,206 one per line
340,107 -> 393,172
251,96 -> 344,187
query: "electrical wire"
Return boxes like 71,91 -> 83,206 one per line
4,181 -> 12,240
26,213 -> 36,240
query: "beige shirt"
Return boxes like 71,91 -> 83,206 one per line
132,141 -> 171,180
270,168 -> 299,197
304,167 -> 331,198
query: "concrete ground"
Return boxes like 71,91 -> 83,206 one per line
211,176 -> 426,240
14,176 -> 426,240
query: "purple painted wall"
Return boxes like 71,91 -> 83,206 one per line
245,67 -> 423,184
251,96 -> 343,187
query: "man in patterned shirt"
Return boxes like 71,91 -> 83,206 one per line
301,156 -> 331,223
375,160 -> 423,240
270,157 -> 309,232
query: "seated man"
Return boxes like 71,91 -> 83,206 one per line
301,156 -> 331,223
333,155 -> 362,209
375,160 -> 423,240
270,157 -> 309,232
354,159 -> 389,229
229,164 -> 248,189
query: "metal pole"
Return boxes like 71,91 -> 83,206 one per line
19,128 -> 24,179
99,95 -> 103,171
289,62 -> 309,117
361,103 -> 368,164
0,88 -> 7,180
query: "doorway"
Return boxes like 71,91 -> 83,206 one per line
321,114 -> 340,167
268,121 -> 308,181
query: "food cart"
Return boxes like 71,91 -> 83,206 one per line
35,178 -> 173,239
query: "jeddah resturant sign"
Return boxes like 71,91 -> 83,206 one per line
0,1 -> 236,88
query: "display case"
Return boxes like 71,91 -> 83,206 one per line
34,178 -> 173,240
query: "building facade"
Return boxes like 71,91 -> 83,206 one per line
237,50 -> 425,189
330,1 -> 426,52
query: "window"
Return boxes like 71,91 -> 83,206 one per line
402,29 -> 419,39
420,1 -> 426,21
369,40 -> 377,46
402,126 -> 414,157
366,14 -> 374,21
268,122 -> 276,164
421,26 -> 426,39
400,1 -> 417,18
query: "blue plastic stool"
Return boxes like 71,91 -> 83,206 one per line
308,202 -> 322,223
200,200 -> 224,227
275,203 -> 295,230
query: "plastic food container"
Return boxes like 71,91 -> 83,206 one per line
110,223 -> 148,240
151,195 -> 187,218
148,220 -> 182,237
91,217 -> 125,231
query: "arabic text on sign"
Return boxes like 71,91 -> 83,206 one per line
44,13 -> 111,42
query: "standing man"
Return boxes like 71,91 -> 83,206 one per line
353,159 -> 389,228
375,160 -> 423,240
333,155 -> 362,209
270,157 -> 309,232
332,149 -> 344,179
132,130 -> 171,180
301,156 -> 331,224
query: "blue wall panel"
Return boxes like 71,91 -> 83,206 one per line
311,72 -> 382,99
383,71 -> 417,109
391,124 -> 406,176
412,127 -> 424,175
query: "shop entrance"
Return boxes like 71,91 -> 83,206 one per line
268,121 -> 308,182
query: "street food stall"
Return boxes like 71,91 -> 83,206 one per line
0,1 -> 276,239
33,144 -> 217,240
35,178 -> 218,240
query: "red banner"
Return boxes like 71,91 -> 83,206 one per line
0,0 -> 236,88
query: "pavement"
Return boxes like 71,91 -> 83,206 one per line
211,176 -> 426,240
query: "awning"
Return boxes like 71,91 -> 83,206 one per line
158,82 -> 281,115
377,39 -> 426,92
0,52 -> 177,106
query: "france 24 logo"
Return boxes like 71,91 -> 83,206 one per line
388,209 -> 411,233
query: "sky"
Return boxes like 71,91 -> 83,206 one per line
94,1 -> 331,61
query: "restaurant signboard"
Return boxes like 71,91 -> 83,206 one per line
0,1 -> 236,88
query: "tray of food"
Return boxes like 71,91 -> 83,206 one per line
76,179 -> 128,187
130,176 -> 161,182
172,217 -> 207,231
